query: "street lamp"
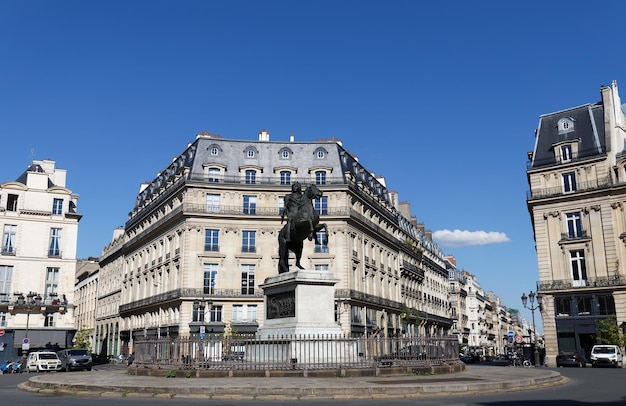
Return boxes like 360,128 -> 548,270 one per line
14,291 -> 42,355
192,298 -> 213,336
521,291 -> 542,367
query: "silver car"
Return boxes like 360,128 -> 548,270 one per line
57,349 -> 93,372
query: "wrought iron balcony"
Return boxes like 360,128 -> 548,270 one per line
538,275 -> 626,292
527,175 -> 613,200
187,174 -> 346,186
559,230 -> 589,242
119,288 -> 263,314
184,203 -> 348,217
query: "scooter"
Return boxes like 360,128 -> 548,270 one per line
11,360 -> 22,373
1,361 -> 14,374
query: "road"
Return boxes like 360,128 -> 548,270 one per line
0,364 -> 624,405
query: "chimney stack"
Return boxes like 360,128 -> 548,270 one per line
259,130 -> 270,141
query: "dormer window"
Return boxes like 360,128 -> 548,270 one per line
245,170 -> 257,184
279,148 -> 292,159
244,146 -> 258,158
553,139 -> 580,164
558,117 -> 575,135
561,145 -> 572,162
315,148 -> 327,159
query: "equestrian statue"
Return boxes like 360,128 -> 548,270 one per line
278,182 -> 328,274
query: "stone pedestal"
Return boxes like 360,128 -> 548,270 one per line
257,269 -> 344,338
245,269 -> 354,365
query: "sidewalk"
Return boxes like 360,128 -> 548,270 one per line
18,364 -> 566,400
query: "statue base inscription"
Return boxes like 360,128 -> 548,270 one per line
257,269 -> 344,338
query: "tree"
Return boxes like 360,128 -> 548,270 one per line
595,315 -> 626,348
72,327 -> 93,351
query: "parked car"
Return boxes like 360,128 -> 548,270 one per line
590,344 -> 623,368
26,351 -> 62,372
459,353 -> 479,363
57,349 -> 93,372
556,351 -> 586,367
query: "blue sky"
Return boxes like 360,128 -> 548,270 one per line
2,1 -> 626,326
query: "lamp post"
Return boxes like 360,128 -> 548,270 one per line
192,297 -> 213,336
14,291 -> 42,356
521,291 -> 542,367
192,297 -> 213,366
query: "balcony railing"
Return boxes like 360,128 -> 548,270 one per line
48,249 -> 62,258
187,174 -> 347,186
559,230 -> 589,242
527,175 -> 613,200
119,288 -> 263,313
184,203 -> 348,217
538,275 -> 626,291
335,289 -> 402,311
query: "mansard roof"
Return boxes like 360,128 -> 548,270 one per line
128,134 -> 445,260
132,136 -> 394,210
14,163 -> 55,188
530,102 -> 606,169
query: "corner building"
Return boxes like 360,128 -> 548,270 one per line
101,131 -> 452,353
527,81 -> 626,365
0,160 -> 80,359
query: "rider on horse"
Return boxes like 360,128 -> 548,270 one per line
277,183 -> 329,274
281,181 -> 304,242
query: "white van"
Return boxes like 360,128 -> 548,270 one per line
590,344 -> 623,368
27,351 -> 62,372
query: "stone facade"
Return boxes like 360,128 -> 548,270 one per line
527,81 -> 626,365
0,160 -> 81,358
95,132 -> 454,355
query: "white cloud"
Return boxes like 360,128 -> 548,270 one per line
432,229 -> 510,247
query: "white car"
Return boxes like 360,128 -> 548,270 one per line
27,351 -> 62,372
590,344 -> 623,368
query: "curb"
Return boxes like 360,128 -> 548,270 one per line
17,368 -> 567,400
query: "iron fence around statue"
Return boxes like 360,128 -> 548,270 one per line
132,334 -> 459,371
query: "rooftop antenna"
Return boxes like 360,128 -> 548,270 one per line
30,148 -> 36,162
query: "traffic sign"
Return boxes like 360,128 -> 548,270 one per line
23,337 -> 29,344
507,330 -> 515,343
514,335 -> 524,344
0,329 -> 4,337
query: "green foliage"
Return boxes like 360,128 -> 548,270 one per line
185,371 -> 193,378
400,304 -> 419,323
165,370 -> 176,378
72,327 -> 93,351
596,315 -> 626,347
405,239 -> 423,262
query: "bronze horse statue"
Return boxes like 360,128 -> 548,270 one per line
278,183 -> 328,274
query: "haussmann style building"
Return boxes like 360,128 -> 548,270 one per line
97,131 -> 453,355
527,80 -> 626,365
0,160 -> 81,361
